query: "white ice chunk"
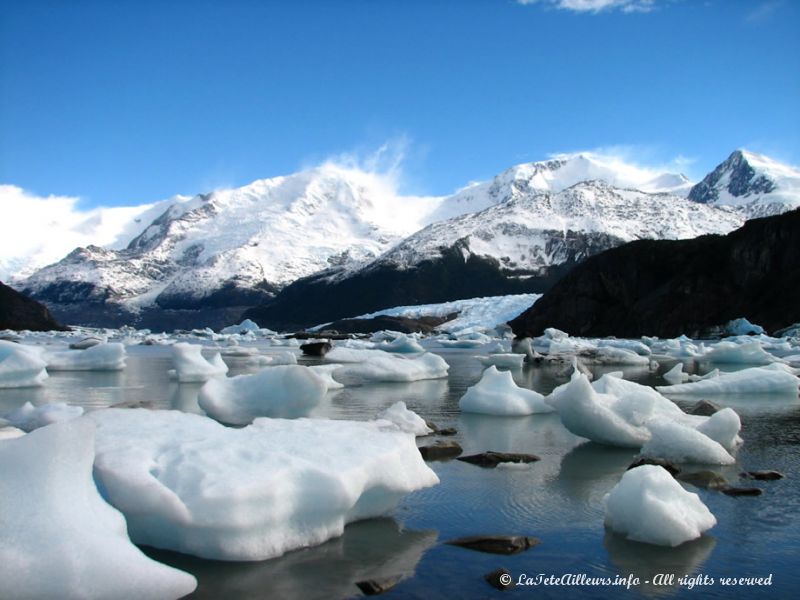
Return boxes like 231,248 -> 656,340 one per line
0,419 -> 197,599
0,340 -> 48,388
460,366 -> 554,416
87,409 -> 439,561
695,408 -> 742,451
198,365 -> 327,424
589,347 -> 651,366
331,351 -> 449,383
377,401 -> 432,436
604,465 -> 716,547
220,319 -> 265,335
639,419 -> 735,465
46,342 -> 127,371
663,363 -> 690,385
171,342 -> 228,383
4,401 -> 84,432
699,341 -> 779,365
657,365 -> 799,396
724,318 -> 765,336
379,335 -> 425,354
309,364 -> 345,390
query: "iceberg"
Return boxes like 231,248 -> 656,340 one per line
328,349 -> 449,383
171,342 -> 228,383
0,419 -> 197,599
87,409 -> 439,561
309,364 -> 345,390
377,401 -> 432,436
639,419 -> 735,465
724,318 -> 765,336
198,365 -> 327,424
459,366 -> 553,416
0,340 -> 48,388
46,342 -> 127,371
4,401 -> 84,432
698,341 -> 779,365
477,353 -> 525,369
379,335 -> 425,354
604,465 -> 716,547
656,364 -> 800,396
662,363 -> 689,385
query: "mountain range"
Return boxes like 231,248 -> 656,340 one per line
12,149 -> 800,331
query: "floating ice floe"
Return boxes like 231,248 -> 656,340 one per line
662,363 -> 690,385
604,465 -> 716,547
46,343 -> 127,371
3,401 -> 84,432
724,318 -> 765,337
656,364 -> 800,396
437,339 -> 484,349
585,347 -> 651,366
0,340 -> 48,388
308,364 -> 345,390
326,348 -> 449,383
547,372 -> 741,461
198,365 -> 327,424
377,401 -> 432,436
477,353 -> 525,369
379,335 -> 425,354
220,319 -> 267,335
87,409 -> 439,561
459,366 -> 553,416
170,342 -> 228,383
0,419 -> 197,599
698,341 -> 779,365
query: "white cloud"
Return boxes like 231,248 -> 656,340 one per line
518,0 -> 658,14
0,185 -> 181,281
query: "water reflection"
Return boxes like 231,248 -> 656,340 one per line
603,531 -> 716,597
556,442 -> 638,505
324,379 -> 450,421
145,518 -> 438,600
459,412 -> 579,454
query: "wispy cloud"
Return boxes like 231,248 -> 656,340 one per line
518,0 -> 658,14
548,144 -> 698,183
744,0 -> 783,24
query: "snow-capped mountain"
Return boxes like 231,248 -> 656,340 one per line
244,181 -> 744,331
688,149 -> 800,217
21,165 -> 444,313
426,152 -> 692,223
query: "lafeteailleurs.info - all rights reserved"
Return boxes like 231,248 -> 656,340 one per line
499,572 -> 774,590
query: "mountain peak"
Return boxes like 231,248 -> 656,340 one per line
688,149 -> 800,216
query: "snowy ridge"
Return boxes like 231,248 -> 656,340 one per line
360,181 -> 744,275
688,149 -> 800,217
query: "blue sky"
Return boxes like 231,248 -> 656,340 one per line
1,0 -> 798,207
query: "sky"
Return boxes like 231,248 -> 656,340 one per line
1,0 -> 799,208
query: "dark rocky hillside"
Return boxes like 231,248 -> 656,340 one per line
0,281 -> 69,331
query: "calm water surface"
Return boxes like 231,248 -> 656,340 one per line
2,339 -> 798,599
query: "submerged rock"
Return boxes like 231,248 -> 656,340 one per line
355,575 -> 404,596
484,568 -> 514,591
720,486 -> 763,497
418,441 -> 463,461
446,535 -> 540,555
688,399 -> 723,416
741,470 -> 784,481
457,452 -> 541,468
677,471 -> 728,490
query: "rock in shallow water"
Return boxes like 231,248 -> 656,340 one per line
457,452 -> 541,468
741,470 -> 784,481
627,457 -> 681,477
355,575 -> 404,596
484,568 -> 514,590
418,440 -> 463,461
446,535 -> 540,555
688,399 -> 723,416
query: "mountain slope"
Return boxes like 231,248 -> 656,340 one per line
509,209 -> 800,338
688,149 -> 800,217
244,182 -> 744,331
0,281 -> 68,332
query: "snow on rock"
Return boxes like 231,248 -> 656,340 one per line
477,353 -> 526,369
377,401 -> 432,436
0,340 -> 48,388
459,366 -> 553,416
4,401 -> 84,432
87,409 -> 439,561
663,363 -> 690,385
639,419 -> 736,465
656,364 -> 800,396
45,342 -> 127,371
604,465 -> 716,547
699,341 -> 779,365
326,348 -> 449,383
0,419 -> 197,599
724,318 -> 765,336
171,342 -> 228,383
198,365 -> 327,425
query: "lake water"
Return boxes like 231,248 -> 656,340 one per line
2,340 -> 799,599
